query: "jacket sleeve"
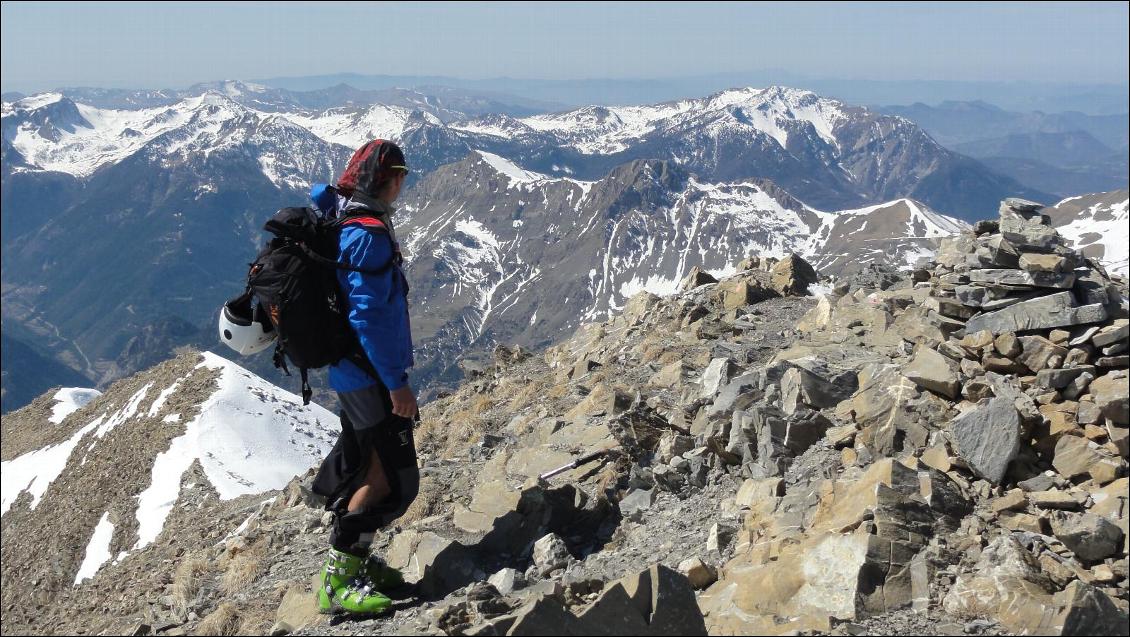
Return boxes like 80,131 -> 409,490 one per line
339,227 -> 412,391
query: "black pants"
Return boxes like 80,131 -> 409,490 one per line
312,383 -> 419,553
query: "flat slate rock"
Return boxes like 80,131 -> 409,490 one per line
964,291 -> 1108,335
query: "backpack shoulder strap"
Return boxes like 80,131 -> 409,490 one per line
330,215 -> 401,275
338,215 -> 389,233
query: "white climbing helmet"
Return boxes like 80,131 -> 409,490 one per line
218,291 -> 276,356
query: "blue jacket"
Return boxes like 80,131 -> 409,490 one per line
327,200 -> 414,393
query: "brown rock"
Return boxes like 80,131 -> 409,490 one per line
1087,373 -> 1129,426
991,489 -> 1028,513
769,254 -> 818,297
1052,435 -> 1106,481
1029,490 -> 1082,510
1016,336 -> 1068,372
903,347 -> 961,399
995,332 -> 1022,358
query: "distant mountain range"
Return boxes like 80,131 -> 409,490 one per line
2,81 -> 1124,412
879,101 -> 1128,198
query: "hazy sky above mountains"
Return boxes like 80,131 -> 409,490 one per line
2,1 -> 1127,94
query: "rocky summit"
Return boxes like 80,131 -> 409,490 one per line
1,199 -> 1127,636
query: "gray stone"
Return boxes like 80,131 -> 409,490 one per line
964,291 -> 1108,335
978,292 -> 1046,311
1003,197 -> 1045,213
706,522 -> 736,554
700,357 -> 737,398
1093,324 -> 1129,349
975,236 -> 1020,268
1073,268 -> 1116,306
1018,472 -> 1059,492
1062,371 -> 1094,400
950,398 -> 1021,483
973,219 -> 999,234
967,268 -> 1075,289
926,296 -> 977,320
1089,373 -> 1129,426
1036,366 -> 1095,390
488,568 -> 523,596
955,284 -> 1007,307
532,534 -> 572,576
1050,512 -> 1125,563
413,532 -> 477,597
706,371 -> 761,418
778,362 -> 858,414
1069,326 -> 1102,347
1000,211 -> 1062,252
1097,355 -> 1129,368
618,488 -> 656,521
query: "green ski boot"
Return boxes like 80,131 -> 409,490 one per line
317,548 -> 392,615
364,554 -> 404,590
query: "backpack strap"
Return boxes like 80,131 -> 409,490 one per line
339,216 -> 389,232
331,212 -> 403,274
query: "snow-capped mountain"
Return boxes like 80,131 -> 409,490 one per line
447,86 -> 1051,219
396,151 -> 968,386
1045,189 -> 1130,277
0,82 -> 1069,410
0,351 -> 336,603
3,91 -> 347,186
5,85 -> 1048,218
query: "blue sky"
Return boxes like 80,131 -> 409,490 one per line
2,1 -> 1127,93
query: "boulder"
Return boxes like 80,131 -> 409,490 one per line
949,398 -> 1021,483
769,254 -> 818,297
487,568 -> 524,596
1051,435 -> 1106,481
1016,335 -> 1068,372
942,536 -> 1127,635
903,347 -> 961,399
700,358 -> 737,398
273,583 -> 323,635
572,564 -> 708,636
532,533 -> 572,576
1018,253 -> 1070,273
678,558 -> 718,590
1088,373 -> 1129,426
778,362 -> 857,414
679,266 -> 717,291
968,268 -> 1075,289
964,291 -> 1108,335
1049,512 -> 1125,563
999,211 -> 1062,252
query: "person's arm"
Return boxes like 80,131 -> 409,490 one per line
339,228 -> 413,392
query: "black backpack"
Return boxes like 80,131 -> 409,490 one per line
243,206 -> 395,404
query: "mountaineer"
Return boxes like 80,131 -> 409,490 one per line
310,139 -> 420,615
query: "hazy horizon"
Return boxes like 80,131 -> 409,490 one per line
3,1 -> 1127,95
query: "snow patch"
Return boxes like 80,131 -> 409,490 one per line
49,388 -> 102,424
74,512 -> 115,585
2,416 -> 104,515
475,151 -> 548,184
131,353 -> 336,550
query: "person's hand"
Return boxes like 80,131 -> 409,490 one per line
390,385 -> 418,419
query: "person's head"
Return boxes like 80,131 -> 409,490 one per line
336,140 -> 409,204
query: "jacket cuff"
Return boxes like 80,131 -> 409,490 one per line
381,370 -> 408,391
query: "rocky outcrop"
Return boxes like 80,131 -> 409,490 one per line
3,199 -> 1127,637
